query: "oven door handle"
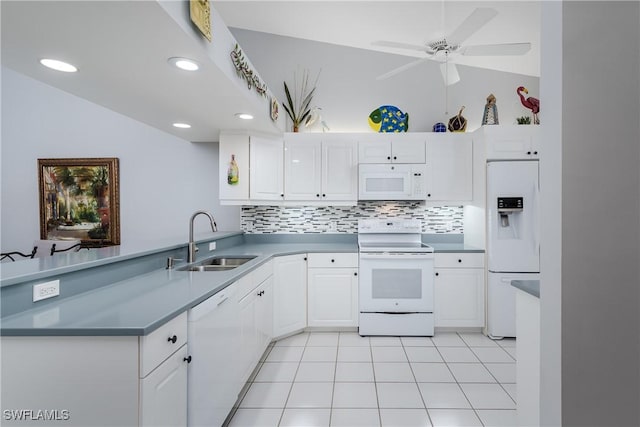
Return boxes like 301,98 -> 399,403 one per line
359,252 -> 434,260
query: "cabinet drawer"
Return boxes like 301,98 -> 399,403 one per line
139,312 -> 187,378
434,253 -> 484,269
307,252 -> 358,268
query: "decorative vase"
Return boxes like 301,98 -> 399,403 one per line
293,125 -> 299,132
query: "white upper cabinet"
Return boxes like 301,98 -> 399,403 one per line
483,125 -> 540,160
284,135 -> 322,200
358,133 -> 426,164
284,133 -> 358,203
426,133 -> 473,201
322,137 -> 358,201
250,136 -> 284,201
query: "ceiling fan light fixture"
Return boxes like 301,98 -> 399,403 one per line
39,58 -> 77,73
440,62 -> 460,86
168,57 -> 199,71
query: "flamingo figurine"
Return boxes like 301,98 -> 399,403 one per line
517,86 -> 540,124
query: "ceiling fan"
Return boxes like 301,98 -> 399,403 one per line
374,7 -> 531,86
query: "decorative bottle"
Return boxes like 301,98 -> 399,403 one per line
227,154 -> 239,185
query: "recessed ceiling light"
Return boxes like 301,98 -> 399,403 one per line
168,57 -> 199,71
39,59 -> 78,73
235,113 -> 254,120
172,122 -> 191,129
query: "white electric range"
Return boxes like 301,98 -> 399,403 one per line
357,219 -> 435,336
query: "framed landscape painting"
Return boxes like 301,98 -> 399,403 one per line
38,158 -> 120,246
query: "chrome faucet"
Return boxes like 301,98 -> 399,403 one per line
188,210 -> 217,263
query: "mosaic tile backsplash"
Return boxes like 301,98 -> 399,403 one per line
241,202 -> 463,234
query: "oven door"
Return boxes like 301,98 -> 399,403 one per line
359,252 -> 434,313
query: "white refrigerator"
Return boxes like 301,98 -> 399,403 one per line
486,160 -> 540,338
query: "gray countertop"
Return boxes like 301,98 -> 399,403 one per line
0,231 -> 244,287
1,236 -> 483,337
511,280 -> 540,298
427,243 -> 484,253
0,242 -> 356,337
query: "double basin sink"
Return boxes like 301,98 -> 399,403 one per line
178,255 -> 257,272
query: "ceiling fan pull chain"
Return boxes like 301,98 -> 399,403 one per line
445,51 -> 449,115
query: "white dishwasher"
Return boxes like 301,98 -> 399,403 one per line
188,283 -> 240,427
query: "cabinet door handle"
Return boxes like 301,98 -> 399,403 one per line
393,156 -> 397,160
331,259 -> 335,263
316,194 -> 320,198
258,290 -> 265,296
435,272 -> 439,276
322,194 -> 326,198
458,259 -> 462,263
184,355 -> 192,364
304,257 -> 307,261
168,335 -> 177,344
281,193 -> 284,198
427,194 -> 431,198
527,151 -> 532,155
354,272 -> 358,276
387,156 -> 391,160
534,151 -> 538,155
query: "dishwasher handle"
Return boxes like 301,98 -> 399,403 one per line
188,289 -> 234,321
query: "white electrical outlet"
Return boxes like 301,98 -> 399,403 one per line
33,280 -> 60,302
208,242 -> 216,251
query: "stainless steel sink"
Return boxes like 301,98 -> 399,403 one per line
178,255 -> 257,272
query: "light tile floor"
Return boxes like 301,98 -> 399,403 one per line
228,331 -> 516,427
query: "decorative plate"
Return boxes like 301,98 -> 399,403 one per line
368,105 -> 409,133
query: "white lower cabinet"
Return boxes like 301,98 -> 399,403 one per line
273,254 -> 308,338
237,261 -> 274,385
434,253 -> 485,328
0,313 -> 189,427
140,344 -> 188,427
307,253 -> 359,327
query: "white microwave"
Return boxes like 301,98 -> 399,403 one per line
358,164 -> 427,200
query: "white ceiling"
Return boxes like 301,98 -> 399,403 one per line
1,1 -> 282,143
213,1 -> 540,77
1,1 -> 540,144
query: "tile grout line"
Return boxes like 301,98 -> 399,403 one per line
276,333 -> 308,426
402,337 -> 434,427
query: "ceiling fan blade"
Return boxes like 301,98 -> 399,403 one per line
439,62 -> 460,86
376,57 -> 430,80
460,42 -> 531,56
447,7 -> 498,46
372,40 -> 427,52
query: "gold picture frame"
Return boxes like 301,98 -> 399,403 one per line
38,158 -> 120,246
190,0 -> 212,42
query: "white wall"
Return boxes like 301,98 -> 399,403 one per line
561,2 -> 640,426
0,68 -> 240,253
230,29 -> 540,133
539,2 -> 562,425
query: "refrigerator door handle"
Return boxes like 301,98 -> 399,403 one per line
532,180 -> 541,259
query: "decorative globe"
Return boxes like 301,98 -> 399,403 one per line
433,122 -> 447,133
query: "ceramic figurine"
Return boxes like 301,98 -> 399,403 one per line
517,86 -> 540,124
448,106 -> 468,132
482,94 -> 499,125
